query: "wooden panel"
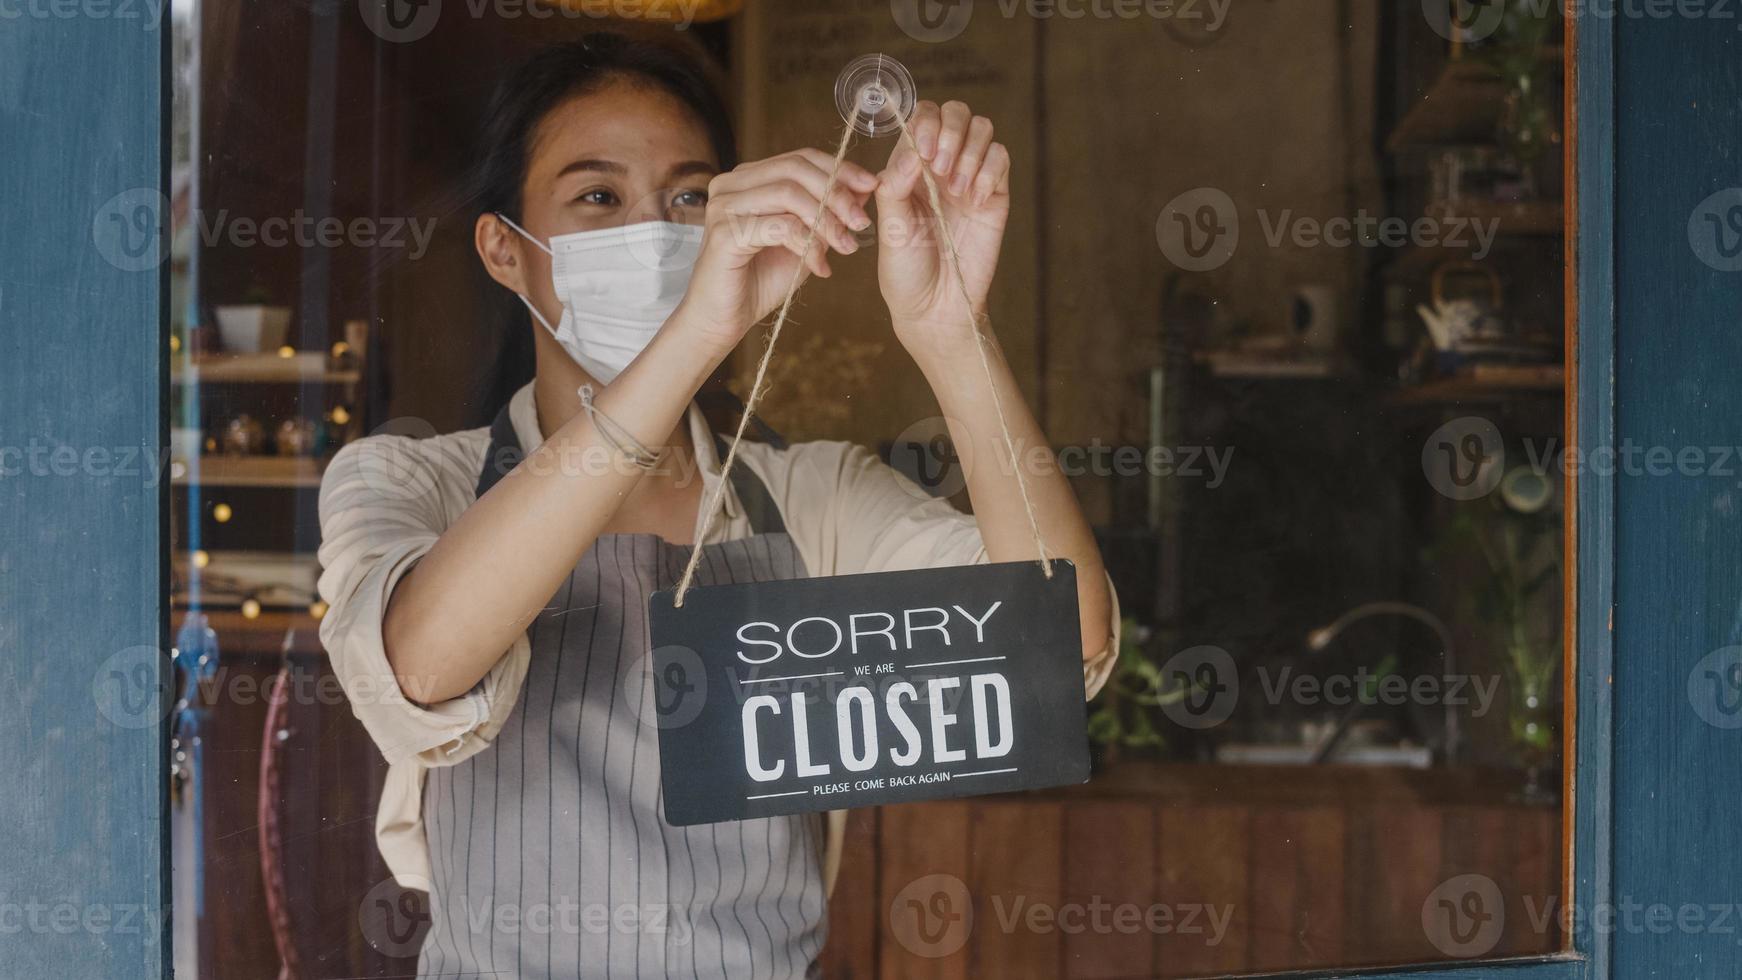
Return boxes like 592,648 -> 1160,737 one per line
1062,803 -> 1152,979
1347,806 -> 1444,966
822,808 -> 883,980
1156,805 -> 1250,978
0,9 -> 168,979
1443,806 -> 1559,959
1246,806 -> 1347,972
878,801 -> 972,980
972,802 -> 1064,978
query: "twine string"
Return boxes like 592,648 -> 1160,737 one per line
671,88 -> 1055,607
673,105 -> 863,606
891,109 -> 1053,577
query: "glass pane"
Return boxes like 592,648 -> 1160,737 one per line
169,1 -> 1570,976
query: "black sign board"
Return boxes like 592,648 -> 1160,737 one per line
648,560 -> 1090,826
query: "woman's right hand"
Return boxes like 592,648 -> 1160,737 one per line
673,148 -> 880,354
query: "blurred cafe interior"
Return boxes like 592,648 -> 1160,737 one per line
165,0 -> 1572,975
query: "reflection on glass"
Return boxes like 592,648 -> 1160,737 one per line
170,1 -> 1570,976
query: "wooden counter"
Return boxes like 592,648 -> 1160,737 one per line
822,762 -> 1561,979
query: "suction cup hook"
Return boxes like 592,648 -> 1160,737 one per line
835,54 -> 917,138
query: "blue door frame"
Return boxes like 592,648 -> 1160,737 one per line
0,4 -> 170,979
1,9 -> 1737,980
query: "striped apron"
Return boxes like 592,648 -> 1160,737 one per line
417,407 -> 827,979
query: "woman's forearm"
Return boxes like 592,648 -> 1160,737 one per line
382,312 -> 728,704
911,327 -> 1113,662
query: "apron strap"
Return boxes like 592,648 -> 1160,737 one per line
474,402 -> 524,500
716,435 -> 787,536
473,402 -> 787,536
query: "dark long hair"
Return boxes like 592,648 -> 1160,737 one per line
465,31 -> 737,421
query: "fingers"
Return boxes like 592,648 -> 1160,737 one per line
930,101 -> 973,180
879,101 -> 1010,207
972,142 -> 1011,207
736,213 -> 832,279
711,150 -> 876,232
905,100 -> 943,160
712,179 -> 861,256
950,116 -> 994,198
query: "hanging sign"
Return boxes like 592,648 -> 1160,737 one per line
648,560 -> 1090,826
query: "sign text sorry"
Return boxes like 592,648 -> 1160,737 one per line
648,561 -> 1090,825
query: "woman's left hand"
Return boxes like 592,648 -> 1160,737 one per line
874,100 -> 1011,366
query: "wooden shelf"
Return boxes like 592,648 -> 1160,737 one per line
173,607 -> 327,657
173,454 -> 326,487
1388,364 -> 1564,405
1194,348 -> 1351,380
172,351 -> 359,385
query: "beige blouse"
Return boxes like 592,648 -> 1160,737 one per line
316,383 -> 1120,891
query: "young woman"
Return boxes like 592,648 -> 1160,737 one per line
318,31 -> 1118,980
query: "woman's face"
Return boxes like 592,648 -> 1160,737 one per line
479,76 -> 719,324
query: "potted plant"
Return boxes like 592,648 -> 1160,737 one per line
213,283 -> 292,354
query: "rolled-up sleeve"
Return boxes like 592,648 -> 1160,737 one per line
316,434 -> 527,768
751,440 -> 1121,699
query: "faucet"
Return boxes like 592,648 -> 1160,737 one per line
1306,601 -> 1459,765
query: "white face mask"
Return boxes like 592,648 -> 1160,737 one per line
497,213 -> 703,383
